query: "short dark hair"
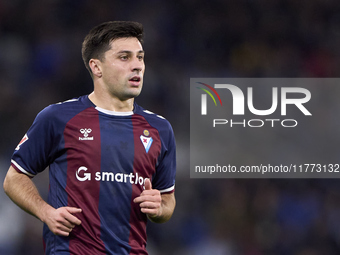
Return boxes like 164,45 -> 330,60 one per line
81,21 -> 144,75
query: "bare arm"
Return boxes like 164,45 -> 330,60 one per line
133,179 -> 176,223
149,192 -> 176,223
3,166 -> 82,236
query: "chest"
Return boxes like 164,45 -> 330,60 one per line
62,113 -> 162,174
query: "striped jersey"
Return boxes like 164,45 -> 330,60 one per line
11,95 -> 176,255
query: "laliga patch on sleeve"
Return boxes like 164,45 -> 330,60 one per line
15,134 -> 29,151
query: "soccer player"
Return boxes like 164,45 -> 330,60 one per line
3,21 -> 176,255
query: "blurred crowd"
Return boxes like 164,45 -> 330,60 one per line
1,0 -> 340,254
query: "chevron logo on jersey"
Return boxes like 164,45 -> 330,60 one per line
140,135 -> 153,153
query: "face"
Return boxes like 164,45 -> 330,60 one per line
98,37 -> 145,101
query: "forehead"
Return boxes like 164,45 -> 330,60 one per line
109,37 -> 143,53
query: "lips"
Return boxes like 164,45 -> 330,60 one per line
129,75 -> 142,86
129,76 -> 140,81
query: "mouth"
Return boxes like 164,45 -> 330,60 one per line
129,75 -> 142,86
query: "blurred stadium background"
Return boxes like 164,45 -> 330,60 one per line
1,0 -> 340,254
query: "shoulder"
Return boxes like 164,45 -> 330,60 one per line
32,96 -> 94,129
133,104 -> 173,132
36,96 -> 91,119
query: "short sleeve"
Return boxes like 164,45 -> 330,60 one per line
11,106 -> 60,177
152,122 -> 176,193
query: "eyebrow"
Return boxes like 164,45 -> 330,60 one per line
117,50 -> 145,54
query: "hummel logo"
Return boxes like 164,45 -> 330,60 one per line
79,128 -> 94,140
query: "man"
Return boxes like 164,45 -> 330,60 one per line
3,21 -> 176,255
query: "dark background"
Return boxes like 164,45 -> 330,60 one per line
1,0 -> 340,254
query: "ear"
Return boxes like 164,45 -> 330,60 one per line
89,59 -> 102,78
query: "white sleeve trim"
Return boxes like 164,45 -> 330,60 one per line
159,185 -> 175,193
11,160 -> 35,177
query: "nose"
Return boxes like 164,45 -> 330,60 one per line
131,57 -> 144,73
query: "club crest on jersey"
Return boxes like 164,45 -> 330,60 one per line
15,134 -> 28,150
140,130 -> 153,153
143,129 -> 149,136
79,128 -> 94,140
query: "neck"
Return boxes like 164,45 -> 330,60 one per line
88,91 -> 134,112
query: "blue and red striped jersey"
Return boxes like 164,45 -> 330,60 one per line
11,95 -> 176,255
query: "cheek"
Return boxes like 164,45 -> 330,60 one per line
111,64 -> 128,77
104,66 -> 122,81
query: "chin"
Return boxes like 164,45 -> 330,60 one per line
125,90 -> 142,99
131,87 -> 142,97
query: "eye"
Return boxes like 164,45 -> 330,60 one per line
138,55 -> 144,61
120,55 -> 128,60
